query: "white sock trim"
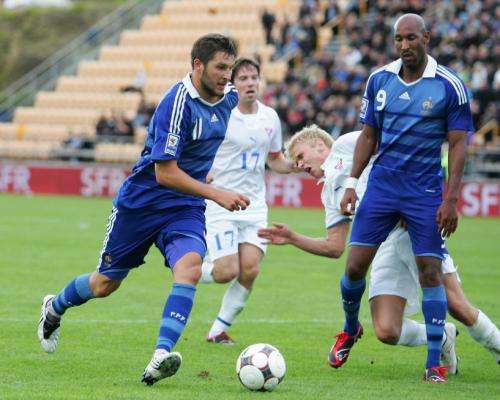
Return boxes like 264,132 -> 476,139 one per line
467,310 -> 500,347
397,318 -> 427,347
209,280 -> 250,337
200,260 -> 214,283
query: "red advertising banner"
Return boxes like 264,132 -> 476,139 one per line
1,162 -> 498,217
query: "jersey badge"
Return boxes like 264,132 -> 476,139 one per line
165,133 -> 180,155
422,97 -> 434,114
360,98 -> 369,119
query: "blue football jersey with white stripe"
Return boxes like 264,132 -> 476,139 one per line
360,55 -> 473,177
115,74 -> 238,210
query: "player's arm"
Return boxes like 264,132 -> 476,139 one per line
436,130 -> 467,237
150,86 -> 248,212
438,77 -> 473,237
155,161 -> 249,211
266,152 -> 299,173
258,221 -> 349,259
265,112 -> 299,174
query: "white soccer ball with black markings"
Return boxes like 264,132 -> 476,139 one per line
236,343 -> 286,391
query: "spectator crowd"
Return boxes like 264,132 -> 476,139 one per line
261,0 -> 499,140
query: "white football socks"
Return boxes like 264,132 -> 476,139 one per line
209,280 -> 250,337
397,318 -> 448,347
397,318 -> 428,346
200,260 -> 215,283
466,310 -> 500,363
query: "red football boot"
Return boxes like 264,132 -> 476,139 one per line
424,366 -> 448,383
328,324 -> 363,368
206,331 -> 235,345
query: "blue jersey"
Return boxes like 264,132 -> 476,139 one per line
360,55 -> 473,177
115,74 -> 238,210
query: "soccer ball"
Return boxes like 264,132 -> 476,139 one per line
236,343 -> 286,391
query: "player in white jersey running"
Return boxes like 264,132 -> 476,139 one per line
258,125 -> 500,369
200,58 -> 297,343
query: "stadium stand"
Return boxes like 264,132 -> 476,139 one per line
0,0 -> 498,175
0,0 -> 297,162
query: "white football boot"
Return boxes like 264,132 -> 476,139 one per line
141,349 -> 182,385
38,294 -> 61,353
441,322 -> 458,374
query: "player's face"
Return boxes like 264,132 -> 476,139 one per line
233,65 -> 260,103
394,19 -> 429,70
292,139 -> 329,179
198,51 -> 235,97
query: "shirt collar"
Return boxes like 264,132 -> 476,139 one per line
318,149 -> 334,184
232,101 -> 261,119
182,74 -> 200,98
385,55 -> 437,78
181,73 -> 234,100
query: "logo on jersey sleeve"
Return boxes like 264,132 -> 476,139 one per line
360,98 -> 369,119
165,133 -> 180,155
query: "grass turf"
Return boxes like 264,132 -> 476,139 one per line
0,194 -> 498,399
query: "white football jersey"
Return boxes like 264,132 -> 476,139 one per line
320,130 -> 373,228
206,101 -> 282,220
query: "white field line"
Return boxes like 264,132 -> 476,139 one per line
1,317 -> 373,325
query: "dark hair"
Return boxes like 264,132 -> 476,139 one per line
231,58 -> 261,82
190,34 -> 238,68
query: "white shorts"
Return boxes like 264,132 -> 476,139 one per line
205,218 -> 267,261
368,228 -> 458,315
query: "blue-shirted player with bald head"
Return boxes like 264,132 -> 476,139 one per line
328,14 -> 473,382
38,33 -> 249,386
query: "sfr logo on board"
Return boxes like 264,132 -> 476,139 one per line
80,167 -> 127,197
0,164 -> 31,194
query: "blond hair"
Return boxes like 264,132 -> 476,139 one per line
285,124 -> 334,162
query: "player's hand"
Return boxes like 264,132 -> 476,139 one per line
214,189 -> 250,212
436,199 -> 458,238
206,171 -> 214,184
258,223 -> 293,245
340,188 -> 358,215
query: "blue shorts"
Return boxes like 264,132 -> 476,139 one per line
96,205 -> 207,280
350,166 -> 445,260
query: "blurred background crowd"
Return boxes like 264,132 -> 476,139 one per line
261,0 -> 498,143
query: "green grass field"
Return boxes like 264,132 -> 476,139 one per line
1,194 -> 498,399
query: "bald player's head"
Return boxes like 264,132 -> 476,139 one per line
393,13 -> 426,34
393,13 -> 430,71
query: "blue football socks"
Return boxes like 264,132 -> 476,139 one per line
340,274 -> 366,336
156,283 -> 196,352
51,273 -> 95,315
422,285 -> 447,369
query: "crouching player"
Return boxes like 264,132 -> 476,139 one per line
258,125 -> 500,373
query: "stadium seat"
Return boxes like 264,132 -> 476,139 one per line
78,60 -> 191,79
94,143 -> 142,163
14,108 -> 102,126
0,123 -> 94,141
120,30 -> 264,48
35,92 -> 142,110
0,139 -> 61,160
